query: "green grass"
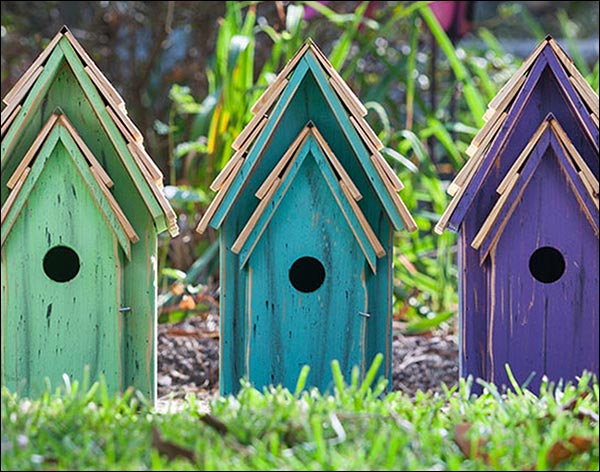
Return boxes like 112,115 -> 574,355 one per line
2,361 -> 598,471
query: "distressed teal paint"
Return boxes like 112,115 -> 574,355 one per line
238,136 -> 378,270
210,60 -> 310,230
216,46 -> 399,395
247,157 -> 367,391
302,52 -> 405,231
208,54 -> 404,232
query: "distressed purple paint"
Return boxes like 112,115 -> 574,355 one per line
441,38 -> 599,393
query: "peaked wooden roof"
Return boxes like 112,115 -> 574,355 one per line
471,114 -> 598,261
196,39 -> 416,241
436,35 -> 599,235
1,26 -> 178,236
1,111 -> 138,258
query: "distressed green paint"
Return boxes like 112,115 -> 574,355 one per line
1,47 -> 65,193
1,140 -> 122,396
2,40 -> 166,232
121,220 -> 158,399
218,52 -> 396,394
1,36 -> 165,399
1,125 -> 130,256
1,44 -> 164,229
57,39 -> 166,231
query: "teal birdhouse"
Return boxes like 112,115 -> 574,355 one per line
197,40 -> 416,394
1,27 -> 178,399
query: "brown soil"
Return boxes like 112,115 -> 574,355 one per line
157,312 -> 458,401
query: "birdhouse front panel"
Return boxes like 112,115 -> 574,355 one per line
483,140 -> 598,388
436,37 -> 599,392
198,41 -> 416,394
245,146 -> 370,391
1,128 -> 126,394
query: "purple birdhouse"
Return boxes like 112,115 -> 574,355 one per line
436,36 -> 599,392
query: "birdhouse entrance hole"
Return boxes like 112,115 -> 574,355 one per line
528,246 -> 565,284
289,256 -> 325,293
43,246 -> 80,283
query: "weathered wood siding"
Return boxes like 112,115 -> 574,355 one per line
1,142 -> 122,395
460,60 -> 599,392
247,156 -> 367,391
1,40 -> 157,398
220,65 -> 394,394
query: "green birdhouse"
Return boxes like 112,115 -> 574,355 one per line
1,27 -> 178,399
197,40 -> 417,394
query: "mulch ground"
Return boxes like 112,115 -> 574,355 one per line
157,312 -> 458,401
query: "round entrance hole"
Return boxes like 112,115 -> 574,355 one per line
43,246 -> 80,283
528,246 -> 565,284
289,256 -> 325,293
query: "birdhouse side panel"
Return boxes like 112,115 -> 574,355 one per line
488,153 -> 599,390
120,220 -> 157,399
1,144 -> 123,396
245,156 -> 369,392
459,218 -> 490,384
219,220 -> 250,395
363,213 -> 393,384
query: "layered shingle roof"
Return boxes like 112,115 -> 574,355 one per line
436,36 -> 599,240
196,39 -> 416,270
1,26 -> 178,239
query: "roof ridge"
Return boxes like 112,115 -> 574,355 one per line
437,40 -> 598,234
57,36 -> 178,236
2,31 -> 64,108
487,37 -> 550,111
202,44 -> 414,232
1,29 -> 177,236
547,38 -> 599,118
